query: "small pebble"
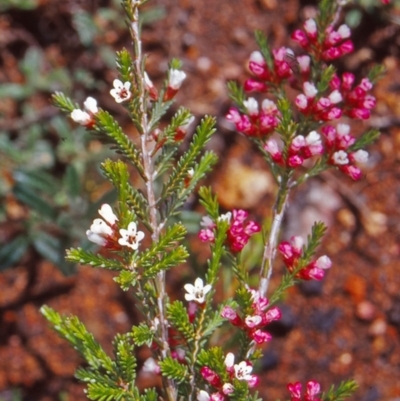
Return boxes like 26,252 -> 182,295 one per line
356,300 -> 376,321
368,318 -> 387,336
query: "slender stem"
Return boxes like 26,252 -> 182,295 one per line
130,4 -> 176,401
258,181 -> 291,298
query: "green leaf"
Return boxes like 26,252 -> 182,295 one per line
113,333 -> 137,384
167,301 -> 195,342
52,92 -> 79,114
66,248 -> 125,271
114,270 -> 137,291
143,245 -> 189,278
94,110 -> 145,179
101,160 -> 150,229
0,235 -> 29,271
159,357 -> 189,384
72,10 -> 98,46
64,164 -> 81,198
41,306 -> 115,372
13,184 -> 57,220
13,169 -> 59,196
131,323 -> 154,346
32,231 -> 75,275
0,83 -> 32,100
160,116 -> 216,201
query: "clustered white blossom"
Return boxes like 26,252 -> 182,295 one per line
86,204 -> 144,251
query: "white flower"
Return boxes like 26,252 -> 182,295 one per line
118,222 -> 145,250
98,204 -> 118,226
305,131 -> 321,146
234,361 -> 253,381
197,390 -> 210,401
89,219 -> 114,237
86,231 -> 107,247
249,50 -> 264,64
245,315 -> 263,328
297,55 -> 310,72
304,19 -> 317,35
329,90 -> 343,104
71,109 -> 91,125
200,215 -> 214,228
352,149 -> 368,163
337,123 -> 350,137
222,383 -> 234,395
315,255 -> 332,270
168,69 -> 186,90
218,212 -> 232,223
110,79 -> 132,103
337,24 -> 351,39
261,99 -> 277,113
303,81 -> 318,98
224,352 -> 235,369
142,357 -> 160,374
243,97 -> 259,116
83,96 -> 98,114
86,204 -> 118,247
332,150 -> 349,165
184,277 -> 212,304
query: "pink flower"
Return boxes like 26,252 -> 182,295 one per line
287,380 -> 322,401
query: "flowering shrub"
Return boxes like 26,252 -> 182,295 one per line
41,0 -> 384,400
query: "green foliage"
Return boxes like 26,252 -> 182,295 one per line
227,81 -> 246,110
160,116 -> 216,217
131,323 -> 154,346
159,357 -> 189,384
101,160 -> 150,230
322,379 -> 358,401
66,248 -> 125,271
41,306 -> 115,372
351,129 -> 380,151
167,301 -> 195,343
254,30 -> 273,69
94,110 -> 145,179
301,221 -> 327,262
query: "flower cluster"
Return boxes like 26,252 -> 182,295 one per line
330,73 -> 376,120
278,236 -> 332,280
322,123 -> 368,180
70,96 -> 98,127
295,81 -> 343,121
86,204 -> 145,251
264,130 -> 324,168
222,289 -> 281,344
291,19 -> 353,61
199,210 -> 261,253
287,380 -> 322,401
244,48 -> 296,92
198,352 -> 258,401
226,98 -> 280,137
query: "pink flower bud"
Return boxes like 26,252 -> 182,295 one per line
295,94 -> 308,110
291,30 -> 309,47
306,380 -> 321,398
250,329 -> 272,344
288,154 -> 304,167
221,306 -> 242,326
200,367 -> 221,387
244,79 -> 268,92
264,306 -> 282,323
315,255 -> 332,270
304,19 -> 317,38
